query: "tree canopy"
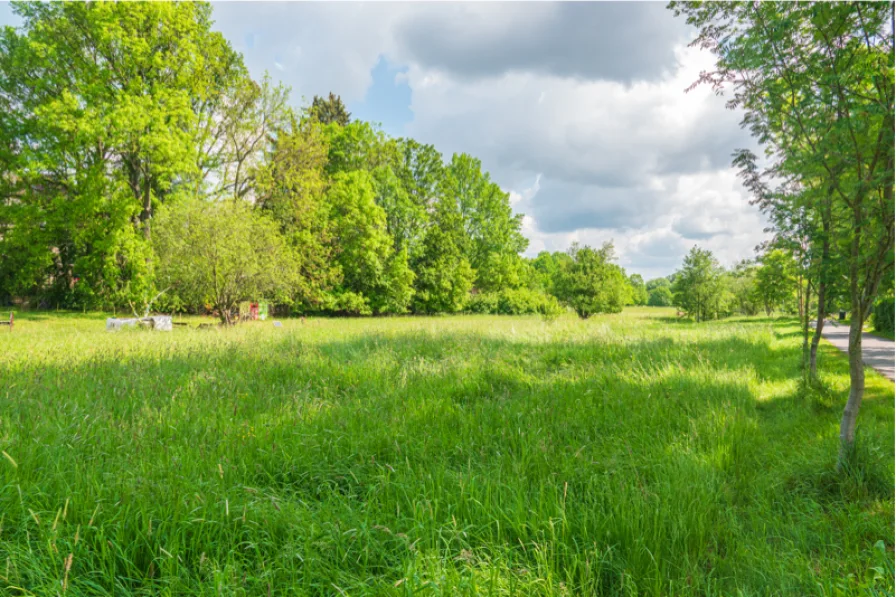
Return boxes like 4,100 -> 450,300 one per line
555,243 -> 631,319
672,247 -> 728,322
0,1 -> 547,318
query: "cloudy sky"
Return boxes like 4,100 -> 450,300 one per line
0,1 -> 769,280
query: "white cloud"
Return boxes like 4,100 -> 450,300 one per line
208,2 -> 769,278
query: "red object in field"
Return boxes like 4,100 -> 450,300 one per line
249,302 -> 259,320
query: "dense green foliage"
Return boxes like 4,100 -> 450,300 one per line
0,311 -> 892,595
0,2 -> 231,308
873,297 -> 894,337
154,199 -> 298,324
0,2 -> 552,318
646,278 -> 674,307
754,250 -> 797,316
466,288 -> 564,317
628,274 -> 648,306
672,247 -> 728,322
554,243 -> 631,319
727,261 -> 762,317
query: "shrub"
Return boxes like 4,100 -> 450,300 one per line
466,288 -> 564,317
873,296 -> 894,335
326,291 -> 372,316
466,292 -> 499,314
554,243 -> 630,319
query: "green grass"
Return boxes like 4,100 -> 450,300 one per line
868,328 -> 895,342
0,308 -> 892,596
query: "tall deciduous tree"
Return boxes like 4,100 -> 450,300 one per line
254,116 -> 338,309
412,193 -> 474,314
325,170 -> 414,315
442,153 -> 528,289
672,1 -> 894,464
0,1 -> 243,308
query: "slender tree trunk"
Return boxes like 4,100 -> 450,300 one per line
142,178 -> 152,241
839,197 -> 867,470
809,278 -> 826,377
800,279 -> 812,369
838,312 -> 865,468
809,219 -> 831,378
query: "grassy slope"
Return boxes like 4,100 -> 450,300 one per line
0,309 -> 892,596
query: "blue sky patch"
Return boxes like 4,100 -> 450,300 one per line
348,56 -> 413,138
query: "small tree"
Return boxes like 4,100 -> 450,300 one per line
412,193 -> 474,314
728,261 -> 761,316
555,242 -> 631,319
646,278 -> 674,306
628,274 -> 649,306
154,199 -> 298,324
754,249 -> 796,316
672,247 -> 727,322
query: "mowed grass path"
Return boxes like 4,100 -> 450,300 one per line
0,309 -> 892,596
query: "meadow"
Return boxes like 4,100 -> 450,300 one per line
0,308 -> 892,596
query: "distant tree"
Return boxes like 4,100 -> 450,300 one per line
254,116 -> 338,309
672,247 -> 727,322
628,274 -> 649,306
754,249 -> 796,316
325,171 -> 414,315
647,279 -> 674,307
442,153 -> 528,289
531,251 -> 573,295
310,92 -> 351,126
728,260 -> 761,316
555,243 -> 631,319
648,286 -> 674,307
153,199 -> 298,324
412,194 -> 474,314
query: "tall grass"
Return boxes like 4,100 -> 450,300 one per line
0,308 -> 892,595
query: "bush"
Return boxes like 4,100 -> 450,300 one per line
326,291 -> 372,316
647,286 -> 673,307
466,292 -> 499,314
466,288 -> 565,317
873,296 -> 894,335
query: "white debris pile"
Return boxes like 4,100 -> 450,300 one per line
106,316 -> 172,331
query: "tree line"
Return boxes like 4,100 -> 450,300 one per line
0,2 -> 650,322
671,2 -> 895,467
635,245 -> 809,321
